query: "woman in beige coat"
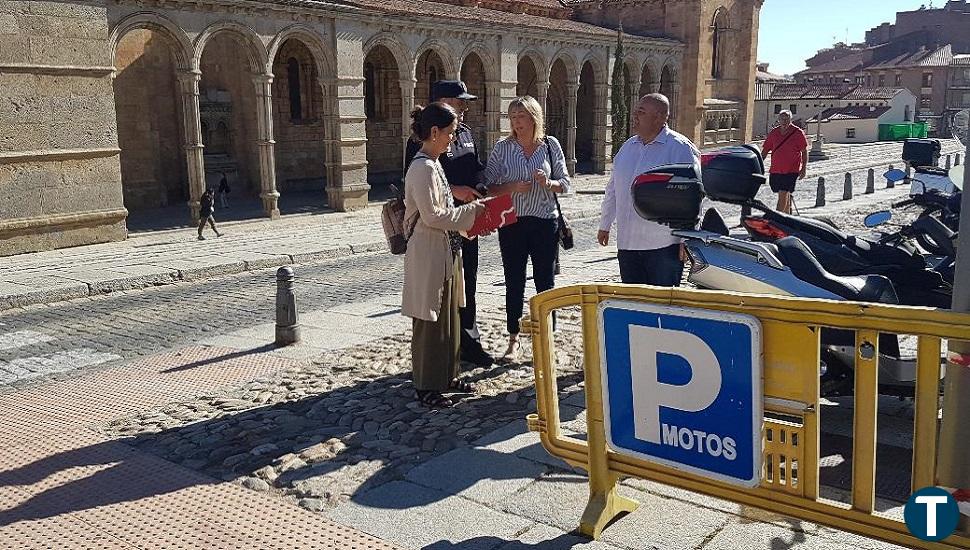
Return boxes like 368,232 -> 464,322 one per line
402,103 -> 484,408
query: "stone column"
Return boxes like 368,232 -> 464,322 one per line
565,82 -> 579,176
318,75 -> 339,201
668,82 -> 681,132
484,79 -> 503,160
593,83 -> 609,173
177,70 -> 206,222
253,73 -> 280,219
400,78 -> 417,166
537,80 -> 550,121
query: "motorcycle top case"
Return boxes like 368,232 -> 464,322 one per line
631,162 -> 703,229
701,145 -> 768,204
902,138 -> 941,168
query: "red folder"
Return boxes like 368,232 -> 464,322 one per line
463,194 -> 517,238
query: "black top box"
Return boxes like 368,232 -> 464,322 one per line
631,163 -> 703,229
701,145 -> 767,204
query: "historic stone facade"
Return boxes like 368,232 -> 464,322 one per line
0,0 -> 762,257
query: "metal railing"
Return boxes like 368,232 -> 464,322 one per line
523,284 -> 970,548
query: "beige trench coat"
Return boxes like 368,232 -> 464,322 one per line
401,157 -> 480,322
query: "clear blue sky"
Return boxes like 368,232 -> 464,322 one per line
757,0 -> 930,76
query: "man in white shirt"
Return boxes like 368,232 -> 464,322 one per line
598,93 -> 700,285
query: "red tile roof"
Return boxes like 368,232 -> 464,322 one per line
841,87 -> 907,100
768,83 -> 854,100
807,105 -> 892,122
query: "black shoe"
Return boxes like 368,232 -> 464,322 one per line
460,342 -> 494,367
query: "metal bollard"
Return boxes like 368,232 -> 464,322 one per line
865,168 -> 875,194
905,162 -> 912,179
843,172 -> 853,200
887,164 -> 895,188
815,177 -> 826,207
275,266 -> 300,346
946,154 -> 952,170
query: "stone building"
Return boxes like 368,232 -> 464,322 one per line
0,0 -> 763,257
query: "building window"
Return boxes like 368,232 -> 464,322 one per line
789,104 -> 797,114
364,62 -> 377,119
856,76 -> 865,84
774,104 -> 782,114
961,91 -> 970,107
846,128 -> 856,139
878,74 -> 885,87
895,73 -> 902,86
905,104 -> 912,121
287,58 -> 303,122
711,9 -> 727,79
923,72 -> 933,87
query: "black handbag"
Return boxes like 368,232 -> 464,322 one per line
544,138 -> 574,250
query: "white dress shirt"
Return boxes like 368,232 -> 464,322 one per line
599,126 -> 701,251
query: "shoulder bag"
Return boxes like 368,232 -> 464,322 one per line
544,138 -> 574,250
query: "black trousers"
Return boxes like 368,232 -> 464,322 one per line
499,216 -> 558,335
459,236 -> 478,342
617,245 -> 684,286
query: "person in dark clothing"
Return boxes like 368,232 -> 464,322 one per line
197,189 -> 222,240
405,80 -> 494,367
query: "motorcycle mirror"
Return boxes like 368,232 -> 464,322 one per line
884,168 -> 907,182
864,210 -> 893,228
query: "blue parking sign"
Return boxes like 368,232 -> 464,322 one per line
598,300 -> 763,487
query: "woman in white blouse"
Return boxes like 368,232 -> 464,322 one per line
485,96 -> 571,361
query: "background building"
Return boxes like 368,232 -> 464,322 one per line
0,0 -> 763,257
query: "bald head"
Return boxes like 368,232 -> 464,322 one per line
632,93 -> 670,141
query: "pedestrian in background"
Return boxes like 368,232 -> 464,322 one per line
402,102 -> 485,409
485,96 -> 570,362
762,110 -> 809,214
405,80 -> 494,368
598,93 -> 699,285
218,173 -> 230,209
197,189 -> 222,240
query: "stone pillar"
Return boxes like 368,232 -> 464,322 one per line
253,73 -> 280,219
327,24 -> 370,212
537,80 -> 550,122
318,75 -> 339,200
592,83 -> 609,173
177,70 -> 206,222
565,82 -> 579,176
400,78 -> 417,165
668,83 -> 681,131
484,79 -> 503,160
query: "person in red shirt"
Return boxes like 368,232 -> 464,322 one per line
761,110 -> 809,214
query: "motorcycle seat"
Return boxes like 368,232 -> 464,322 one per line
776,236 -> 899,304
764,210 -> 849,245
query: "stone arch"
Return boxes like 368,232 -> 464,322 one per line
639,56 -> 661,98
109,11 -> 192,71
363,44 -> 404,186
517,49 -> 548,98
621,57 -> 639,134
711,6 -> 730,79
271,36 -> 329,202
362,33 -> 411,78
460,51 -> 488,147
576,59 -> 598,170
194,21 -> 268,73
414,48 -> 447,108
413,39 -> 458,81
112,20 -> 188,213
460,44 -> 499,82
197,24 -> 267,201
578,53 -> 607,87
659,62 -> 678,127
547,58 -> 571,143
267,25 -> 334,80
549,49 -> 579,84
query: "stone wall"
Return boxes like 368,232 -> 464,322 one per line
0,0 -> 126,256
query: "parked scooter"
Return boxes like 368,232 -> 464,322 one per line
629,157 -> 942,398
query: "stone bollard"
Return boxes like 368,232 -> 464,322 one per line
816,177 -> 826,207
946,154 -> 952,170
887,164 -> 895,188
843,172 -> 853,200
275,266 -> 300,346
905,162 -> 912,179
866,168 -> 875,194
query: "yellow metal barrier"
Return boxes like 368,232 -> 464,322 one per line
522,284 -> 970,549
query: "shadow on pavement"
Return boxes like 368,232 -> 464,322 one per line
422,533 -> 591,549
161,344 -> 279,373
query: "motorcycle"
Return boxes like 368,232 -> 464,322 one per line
630,156 -> 943,398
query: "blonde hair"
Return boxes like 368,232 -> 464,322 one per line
508,96 -> 545,143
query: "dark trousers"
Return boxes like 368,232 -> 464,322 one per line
617,245 -> 684,286
499,216 -> 558,335
459,237 -> 478,343
197,214 -> 217,236
412,260 -> 461,391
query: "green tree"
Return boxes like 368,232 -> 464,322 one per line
610,26 -> 628,159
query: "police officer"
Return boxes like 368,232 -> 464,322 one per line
405,80 -> 493,367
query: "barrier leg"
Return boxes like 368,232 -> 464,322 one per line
578,288 -> 638,538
